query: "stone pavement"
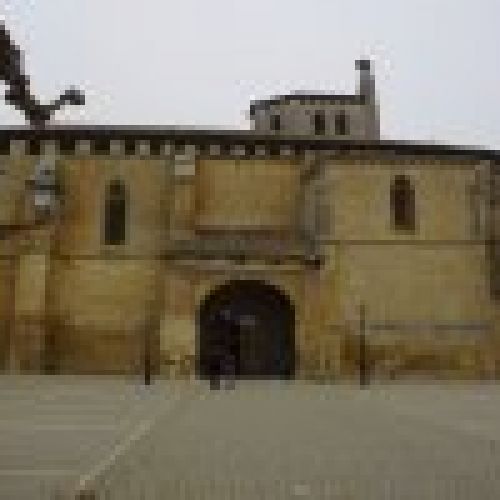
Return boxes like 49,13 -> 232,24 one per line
111,381 -> 500,500
0,375 -> 200,499
1,377 -> 500,499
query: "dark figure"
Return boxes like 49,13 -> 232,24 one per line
208,312 -> 226,389
0,22 -> 84,126
208,312 -> 240,390
220,320 -> 239,389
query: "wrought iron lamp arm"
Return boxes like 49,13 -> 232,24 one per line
0,22 -> 85,126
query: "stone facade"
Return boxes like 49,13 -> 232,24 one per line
0,129 -> 498,381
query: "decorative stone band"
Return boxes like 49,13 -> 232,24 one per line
137,140 -> 150,157
166,236 -> 315,263
3,139 -> 176,157
173,153 -> 196,178
75,139 -> 92,155
109,139 -> 125,156
3,139 -> 286,158
40,141 -> 58,158
0,135 -> 498,163
208,144 -> 221,156
351,320 -> 493,333
366,321 -> 493,332
160,141 -> 173,156
254,145 -> 267,157
231,144 -> 246,157
9,139 -> 26,156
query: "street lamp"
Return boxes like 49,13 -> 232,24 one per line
359,303 -> 369,388
25,158 -> 62,224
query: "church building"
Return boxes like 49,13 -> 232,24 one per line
0,60 -> 499,380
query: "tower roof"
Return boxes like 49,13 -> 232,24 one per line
249,92 -> 365,117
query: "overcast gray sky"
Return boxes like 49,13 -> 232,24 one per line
1,0 -> 499,149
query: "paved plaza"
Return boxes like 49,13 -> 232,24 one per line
0,377 -> 499,499
0,376 -> 199,499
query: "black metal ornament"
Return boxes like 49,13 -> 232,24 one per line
0,22 -> 85,126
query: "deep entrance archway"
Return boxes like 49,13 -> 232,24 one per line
197,280 -> 295,380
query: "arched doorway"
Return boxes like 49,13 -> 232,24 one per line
197,279 -> 295,380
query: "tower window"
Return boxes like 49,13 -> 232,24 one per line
390,174 -> 416,232
270,114 -> 281,131
314,111 -> 326,135
103,179 -> 128,245
335,111 -> 349,136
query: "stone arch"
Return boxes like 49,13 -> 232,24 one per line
197,279 -> 295,380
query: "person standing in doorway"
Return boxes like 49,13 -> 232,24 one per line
208,311 -> 226,390
221,319 -> 239,390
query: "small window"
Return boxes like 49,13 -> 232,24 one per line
314,111 -> 326,135
103,179 -> 128,245
270,114 -> 281,131
390,175 -> 416,232
335,111 -> 349,136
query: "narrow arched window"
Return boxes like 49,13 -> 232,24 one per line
335,111 -> 349,136
390,174 -> 415,231
314,111 -> 326,135
270,114 -> 281,131
103,179 -> 127,245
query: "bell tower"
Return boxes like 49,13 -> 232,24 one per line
355,58 -> 380,139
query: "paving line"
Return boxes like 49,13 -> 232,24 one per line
0,422 -> 119,431
70,384 -> 205,497
370,396 -> 500,449
0,469 -> 72,477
